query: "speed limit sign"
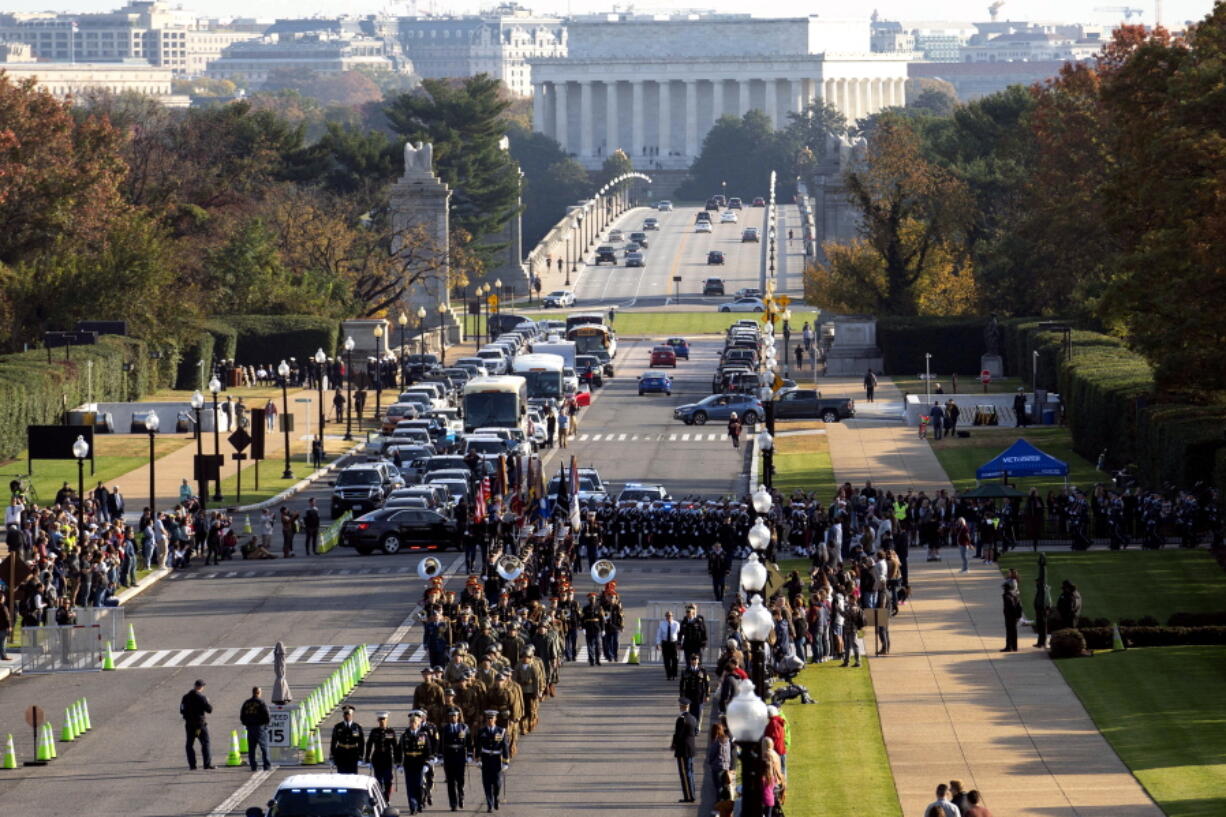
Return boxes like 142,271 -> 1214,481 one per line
268,705 -> 294,747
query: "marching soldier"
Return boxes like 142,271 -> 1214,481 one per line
558,587 -> 581,661
456,670 -> 486,729
679,654 -> 712,727
601,590 -> 625,663
440,706 -> 472,811
512,646 -> 546,733
477,710 -> 510,814
580,592 -> 606,665
399,710 -> 435,815
364,712 -> 401,802
413,667 -> 445,716
329,705 -> 365,774
679,604 -> 708,664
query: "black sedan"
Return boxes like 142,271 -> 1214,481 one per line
341,507 -> 458,555
707,250 -> 725,265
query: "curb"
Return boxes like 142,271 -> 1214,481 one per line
115,566 -> 172,605
232,441 -> 365,513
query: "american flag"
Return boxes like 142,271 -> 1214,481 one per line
568,455 -> 581,532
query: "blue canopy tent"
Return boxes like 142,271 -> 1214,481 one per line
976,438 -> 1069,483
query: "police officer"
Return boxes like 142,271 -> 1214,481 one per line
440,706 -> 471,811
365,712 -> 400,802
678,604 -> 707,664
239,686 -> 271,772
180,678 -> 214,770
477,709 -> 509,813
330,705 -> 364,774
679,654 -> 712,727
400,710 -> 435,815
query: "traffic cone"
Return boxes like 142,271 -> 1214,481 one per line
243,515 -> 253,534
1112,623 -> 1126,651
46,724 -> 57,759
314,730 -> 325,765
125,623 -> 138,651
2,734 -> 16,769
35,726 -> 50,762
81,699 -> 91,731
60,710 -> 75,743
102,642 -> 116,670
225,730 -> 242,766
69,702 -> 81,738
302,730 -> 318,765
628,642 -> 640,665
239,727 -> 249,754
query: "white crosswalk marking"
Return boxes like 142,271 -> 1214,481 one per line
286,646 -> 310,663
186,648 -> 219,667
709,433 -> 719,441
618,433 -> 627,441
137,650 -> 174,668
234,647 -> 265,665
224,571 -> 238,578
387,643 -> 412,662
578,434 -> 590,441
161,649 -> 195,668
215,647 -> 241,665
112,650 -> 147,669
332,645 -> 356,663
409,645 -> 427,662
681,434 -> 691,441
307,646 -> 333,663
590,433 -> 602,441
669,434 -> 678,441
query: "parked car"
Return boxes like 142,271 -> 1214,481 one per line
673,393 -> 764,425
703,277 -> 726,296
543,290 -> 575,308
741,227 -> 761,243
707,250 -> 725,265
595,245 -> 618,265
664,337 -> 690,359
637,371 -> 673,396
546,467 -> 609,504
649,346 -> 677,368
718,297 -> 766,313
734,287 -> 763,299
330,462 -> 403,518
773,388 -> 857,423
341,507 -> 457,555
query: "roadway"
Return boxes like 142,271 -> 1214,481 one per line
0,202 -> 792,817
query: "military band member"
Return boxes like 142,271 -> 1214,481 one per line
399,710 -> 435,815
601,590 -> 625,662
580,592 -> 606,666
440,706 -> 472,811
329,705 -> 365,774
477,710 -> 509,813
364,712 -> 400,801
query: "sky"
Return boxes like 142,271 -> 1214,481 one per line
1,0 -> 1217,28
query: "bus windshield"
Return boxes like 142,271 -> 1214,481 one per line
463,392 -> 519,428
519,369 -> 563,399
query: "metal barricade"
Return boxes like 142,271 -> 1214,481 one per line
71,606 -> 125,648
20,624 -> 103,673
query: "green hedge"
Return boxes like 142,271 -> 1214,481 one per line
1076,626 -> 1226,650
0,335 -> 168,462
175,320 -> 240,390
219,314 -> 338,366
876,317 -> 987,376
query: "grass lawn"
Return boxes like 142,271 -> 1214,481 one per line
772,429 -> 837,498
1059,646 -> 1226,817
1,436 -> 192,506
892,374 -> 1023,397
930,425 -> 1101,494
999,549 -> 1226,623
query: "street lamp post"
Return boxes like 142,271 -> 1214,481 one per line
343,335 -> 355,441
208,377 -> 222,502
495,278 -> 503,312
925,352 -> 933,402
781,308 -> 792,377
574,216 -> 583,271
276,360 -> 293,480
73,435 -> 89,545
758,429 -> 775,490
1032,349 -> 1039,391
725,678 -> 769,817
190,390 -> 207,510
437,302 -> 448,365
397,311 -> 408,389
373,325 -> 385,419
742,594 -> 773,700
416,306 -> 427,359
145,411 -> 159,515
313,348 -> 327,462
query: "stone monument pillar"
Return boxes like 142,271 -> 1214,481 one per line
982,314 -> 1003,378
823,315 -> 884,376
390,141 -> 462,346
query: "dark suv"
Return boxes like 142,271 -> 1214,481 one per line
707,251 -> 725,266
595,245 -> 617,265
703,277 -> 725,296
330,462 -> 402,517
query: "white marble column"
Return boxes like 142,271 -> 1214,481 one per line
738,79 -> 750,116
821,78 -> 832,106
868,79 -> 880,115
658,79 -> 671,155
580,80 -> 593,158
631,80 -> 644,158
711,79 -> 723,123
896,77 -> 908,107
764,78 -> 778,129
606,80 -> 619,154
553,82 -> 568,149
533,83 -> 547,137
684,79 -> 698,158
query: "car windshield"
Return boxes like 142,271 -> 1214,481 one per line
548,476 -> 602,493
620,489 -> 660,502
270,786 -> 374,817
336,470 -> 379,486
466,439 -> 505,453
548,291 -> 567,298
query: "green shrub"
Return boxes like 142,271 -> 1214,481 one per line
1166,612 -> 1226,627
218,315 -> 338,366
1049,627 -> 1087,658
176,329 -> 214,390
877,317 -> 986,376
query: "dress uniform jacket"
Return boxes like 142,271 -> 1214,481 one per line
330,720 -> 365,770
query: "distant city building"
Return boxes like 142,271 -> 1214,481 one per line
870,20 -> 916,54
530,13 -> 908,170
0,44 -> 181,103
0,1 -> 260,75
960,21 -> 1104,62
907,23 -> 979,62
909,60 -> 1074,100
396,3 -> 564,97
207,31 -> 402,84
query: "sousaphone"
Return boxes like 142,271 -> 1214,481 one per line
417,555 -> 445,580
590,559 -> 617,585
497,554 -> 525,581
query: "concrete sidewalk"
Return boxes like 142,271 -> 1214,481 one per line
821,379 -> 1163,817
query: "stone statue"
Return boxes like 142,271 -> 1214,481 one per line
403,141 -> 434,177
984,314 -> 1001,357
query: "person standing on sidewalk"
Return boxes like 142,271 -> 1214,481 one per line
279,506 -> 299,557
302,498 -> 321,555
1001,582 -> 1023,652
671,698 -> 698,803
558,410 -> 570,448
239,686 -> 271,771
864,369 -> 877,403
727,413 -> 742,449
